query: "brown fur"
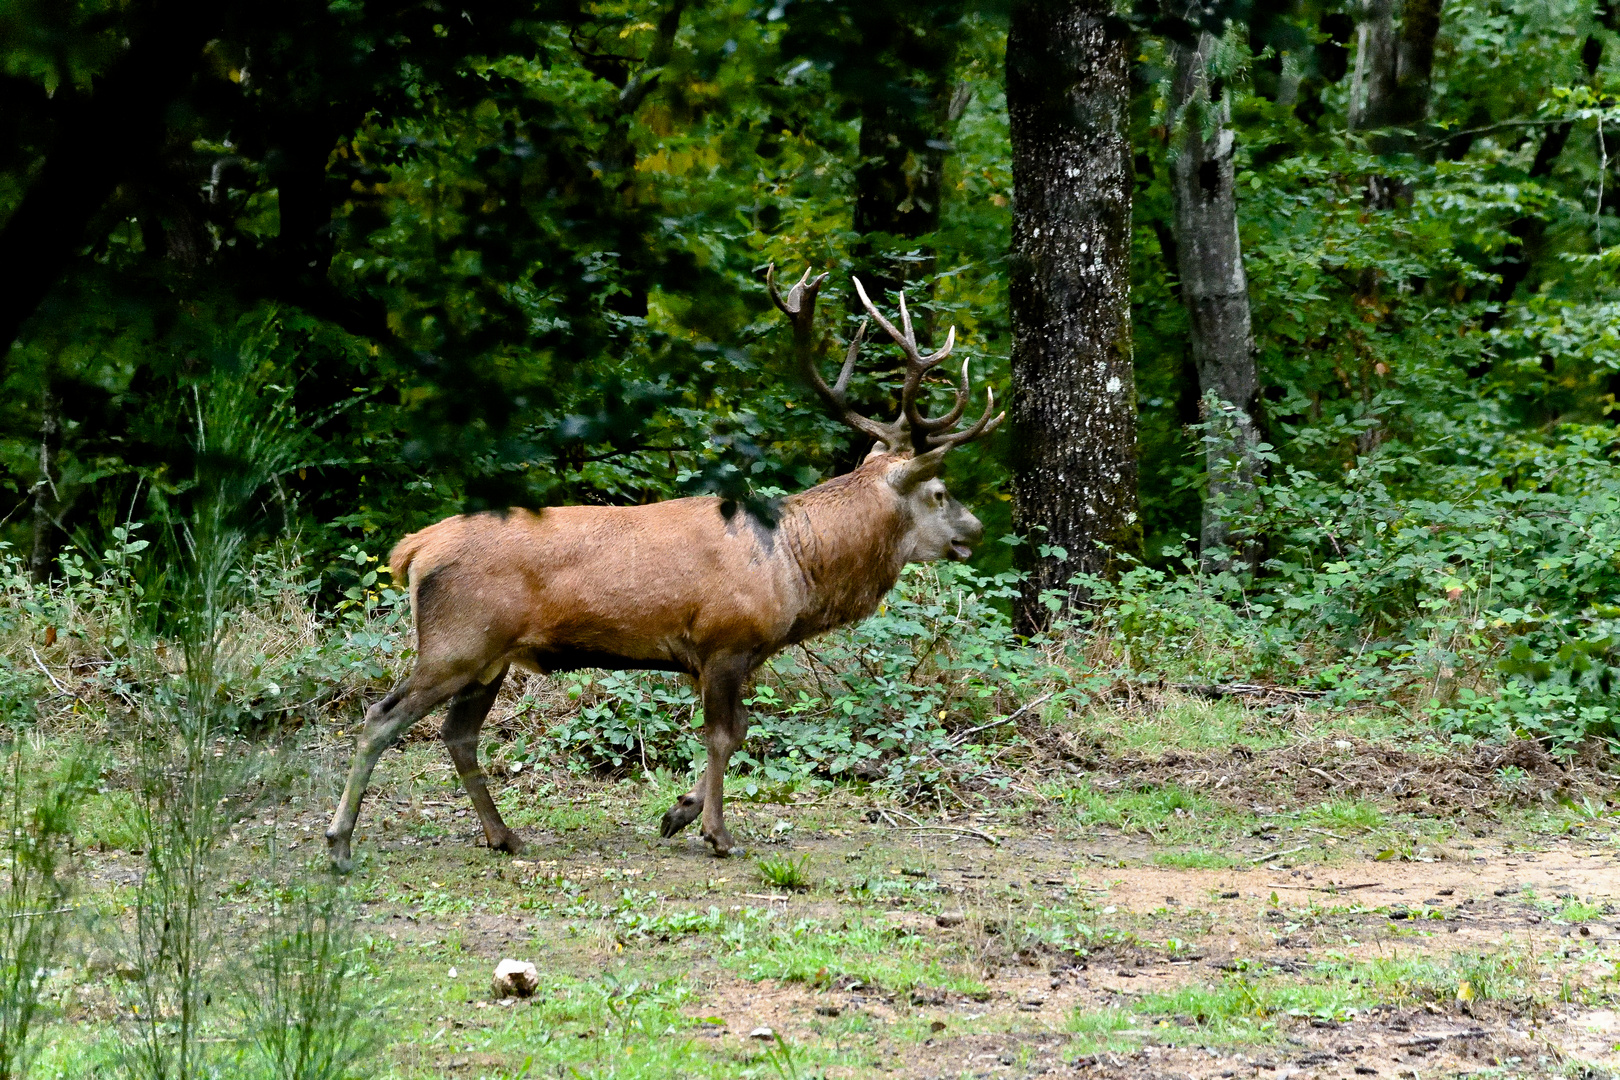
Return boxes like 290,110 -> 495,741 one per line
391,453 -> 910,682
322,453 -> 968,868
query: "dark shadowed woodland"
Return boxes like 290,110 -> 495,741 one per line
2,0 -> 1620,1077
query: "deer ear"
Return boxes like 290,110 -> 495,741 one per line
885,448 -> 947,494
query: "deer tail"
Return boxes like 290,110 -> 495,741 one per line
388,530 -> 430,584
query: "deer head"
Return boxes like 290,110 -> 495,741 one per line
767,265 -> 1004,561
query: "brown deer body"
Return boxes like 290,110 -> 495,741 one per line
325,270 -> 1001,869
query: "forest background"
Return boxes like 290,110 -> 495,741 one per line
1,0 -> 1618,762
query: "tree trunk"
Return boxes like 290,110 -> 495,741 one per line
1393,0 -> 1444,128
1169,33 -> 1262,573
29,382 -> 62,585
852,76 -> 961,315
1007,0 -> 1139,633
1348,0 -> 1399,135
1349,0 -> 1444,159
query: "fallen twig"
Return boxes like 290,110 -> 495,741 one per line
894,824 -> 1000,846
28,648 -> 69,696
1267,881 -> 1381,893
949,692 -> 1055,747
1251,844 -> 1311,864
6,905 -> 75,920
873,808 -> 998,845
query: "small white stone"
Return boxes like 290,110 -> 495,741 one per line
749,1026 -> 776,1040
492,959 -> 539,999
449,966 -> 458,979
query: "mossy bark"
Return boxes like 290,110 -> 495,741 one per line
1006,0 -> 1139,633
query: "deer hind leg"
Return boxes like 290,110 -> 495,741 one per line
325,670 -> 463,872
439,666 -> 523,855
660,654 -> 750,856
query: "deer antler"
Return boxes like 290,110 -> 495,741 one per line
850,276 -> 1004,454
768,264 -> 1004,456
768,264 -> 906,452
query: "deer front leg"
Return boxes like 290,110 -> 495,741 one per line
661,655 -> 749,855
439,666 -> 524,856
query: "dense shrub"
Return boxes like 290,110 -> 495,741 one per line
1073,424 -> 1620,753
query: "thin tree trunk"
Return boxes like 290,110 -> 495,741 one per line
1169,33 -> 1262,573
852,76 -> 964,319
1348,0 -> 1399,136
1349,0 -> 1443,160
1393,0 -> 1443,129
1007,0 -> 1139,634
29,383 -> 62,585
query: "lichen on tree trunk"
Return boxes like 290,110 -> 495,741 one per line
1169,32 -> 1263,573
1006,0 -> 1139,633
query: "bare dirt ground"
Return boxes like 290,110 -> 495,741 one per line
50,718 -> 1620,1080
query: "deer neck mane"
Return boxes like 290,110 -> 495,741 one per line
776,454 -> 909,639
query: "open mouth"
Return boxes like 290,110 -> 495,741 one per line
948,541 -> 973,561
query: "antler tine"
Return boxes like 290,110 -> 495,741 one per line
897,289 -> 913,347
926,383 -> 1006,451
908,353 -> 971,434
771,265 -> 903,451
832,319 -> 868,397
849,276 -> 908,356
766,263 -> 827,322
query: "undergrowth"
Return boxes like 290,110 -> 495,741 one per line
2,427 -> 1616,817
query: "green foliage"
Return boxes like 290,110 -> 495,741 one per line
524,558 -> 1064,787
0,741 -> 95,1080
539,672 -> 703,774
1062,419 -> 1620,751
239,883 -> 379,1080
739,561 -> 1061,786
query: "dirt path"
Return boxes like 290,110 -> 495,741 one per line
57,748 -> 1620,1079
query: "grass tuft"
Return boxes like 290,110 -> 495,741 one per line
755,853 -> 812,891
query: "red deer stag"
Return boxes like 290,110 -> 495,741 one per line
324,268 -> 1002,869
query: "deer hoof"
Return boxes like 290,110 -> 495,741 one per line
701,829 -> 737,857
490,831 -> 525,856
660,796 -> 701,838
